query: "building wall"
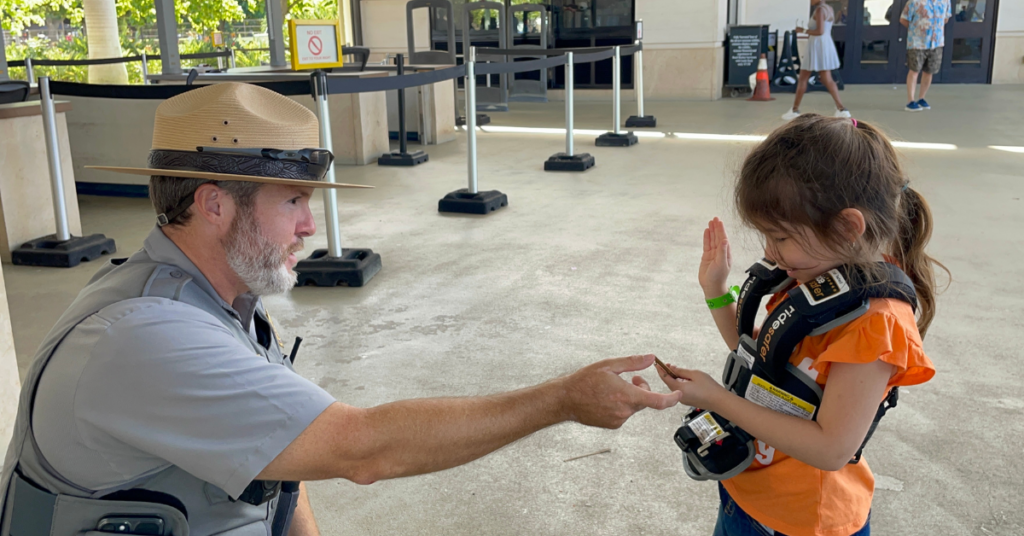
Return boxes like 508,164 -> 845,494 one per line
742,0 -> 808,33
993,0 -> 1024,83
638,0 -> 728,99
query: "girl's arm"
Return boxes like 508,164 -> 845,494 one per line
699,218 -> 740,350
805,7 -> 827,36
657,359 -> 895,471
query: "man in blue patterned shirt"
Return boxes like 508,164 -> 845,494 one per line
900,0 -> 951,111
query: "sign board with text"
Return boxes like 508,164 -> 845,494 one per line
288,19 -> 344,71
726,25 -> 769,88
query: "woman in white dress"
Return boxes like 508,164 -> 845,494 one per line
782,0 -> 850,120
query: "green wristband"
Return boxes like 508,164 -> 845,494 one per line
706,285 -> 740,310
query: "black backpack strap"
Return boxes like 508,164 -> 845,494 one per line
850,387 -> 899,464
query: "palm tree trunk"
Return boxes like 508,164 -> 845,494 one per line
83,0 -> 128,84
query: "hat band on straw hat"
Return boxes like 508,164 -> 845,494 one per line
149,148 -> 332,183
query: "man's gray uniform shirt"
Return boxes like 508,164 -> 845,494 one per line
30,228 -> 337,499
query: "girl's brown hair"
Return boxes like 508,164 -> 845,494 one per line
736,114 -> 947,336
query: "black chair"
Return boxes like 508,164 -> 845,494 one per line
0,81 -> 31,105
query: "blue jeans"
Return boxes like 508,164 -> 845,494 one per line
713,483 -> 870,536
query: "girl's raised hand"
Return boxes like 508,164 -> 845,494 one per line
698,217 -> 732,297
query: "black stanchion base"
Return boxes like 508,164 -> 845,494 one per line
544,152 -> 595,172
625,115 -> 657,128
12,234 -> 116,268
438,189 -> 508,215
456,114 -> 492,127
294,248 -> 382,287
596,132 -> 639,147
378,150 -> 429,167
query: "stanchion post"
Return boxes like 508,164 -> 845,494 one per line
612,46 -> 621,135
25,58 -> 34,85
40,78 -> 70,242
566,51 -> 574,157
438,46 -> 507,215
313,71 -> 343,258
635,44 -> 644,118
229,49 -> 237,70
11,76 -> 117,267
293,71 -> 383,287
544,52 -> 594,171
596,46 -> 638,147
626,42 -> 657,127
466,47 -> 478,194
140,53 -> 150,85
398,54 -> 408,155
378,53 -> 427,166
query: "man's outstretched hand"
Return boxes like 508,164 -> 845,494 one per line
559,354 -> 684,429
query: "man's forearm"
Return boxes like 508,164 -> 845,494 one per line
346,380 -> 567,484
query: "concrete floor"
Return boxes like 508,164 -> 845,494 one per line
6,84 -> 1024,535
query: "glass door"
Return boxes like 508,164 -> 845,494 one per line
850,0 -> 909,83
940,0 -> 997,83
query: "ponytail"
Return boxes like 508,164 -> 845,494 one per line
890,187 -> 948,337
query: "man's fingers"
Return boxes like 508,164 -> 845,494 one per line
703,227 -> 711,253
632,375 -> 651,391
606,353 -> 656,374
633,388 -> 684,410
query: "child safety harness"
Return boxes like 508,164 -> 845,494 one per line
674,259 -> 916,481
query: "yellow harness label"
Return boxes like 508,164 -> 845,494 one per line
688,411 -> 727,444
745,375 -> 816,420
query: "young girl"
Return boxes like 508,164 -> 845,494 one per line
659,114 -> 942,536
783,0 -> 850,121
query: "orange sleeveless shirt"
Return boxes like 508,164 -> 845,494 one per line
721,293 -> 935,536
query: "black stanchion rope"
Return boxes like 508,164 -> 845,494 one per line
474,43 -> 641,57
323,64 -> 466,94
9,51 -> 234,68
475,54 -> 566,76
48,79 -> 311,99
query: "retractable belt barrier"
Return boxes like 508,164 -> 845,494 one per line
29,43 -> 644,270
7,51 -> 235,68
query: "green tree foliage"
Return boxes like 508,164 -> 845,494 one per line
4,0 -> 342,82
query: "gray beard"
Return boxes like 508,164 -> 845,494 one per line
224,217 -> 299,296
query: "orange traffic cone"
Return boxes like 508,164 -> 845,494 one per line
748,54 -> 775,102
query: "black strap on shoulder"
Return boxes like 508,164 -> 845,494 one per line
735,259 -> 792,338
850,386 -> 899,464
747,263 -> 917,382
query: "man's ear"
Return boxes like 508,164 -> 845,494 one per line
839,208 -> 867,241
192,183 -> 235,229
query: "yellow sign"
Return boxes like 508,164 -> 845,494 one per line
288,19 -> 345,71
211,31 -> 225,47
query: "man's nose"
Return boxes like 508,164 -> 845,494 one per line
297,203 -> 316,237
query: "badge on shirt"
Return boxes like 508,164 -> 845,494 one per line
264,309 -> 287,352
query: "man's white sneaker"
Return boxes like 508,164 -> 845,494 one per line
782,109 -> 801,121
834,109 -> 852,118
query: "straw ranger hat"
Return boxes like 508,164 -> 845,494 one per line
87,82 -> 370,191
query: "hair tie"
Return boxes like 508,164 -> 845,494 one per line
901,182 -> 909,192
851,118 -> 858,128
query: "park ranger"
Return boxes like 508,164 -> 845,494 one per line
0,83 -> 682,536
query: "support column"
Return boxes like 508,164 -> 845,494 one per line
0,263 -> 18,467
154,0 -> 181,74
0,28 -> 8,81
266,0 -> 287,67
